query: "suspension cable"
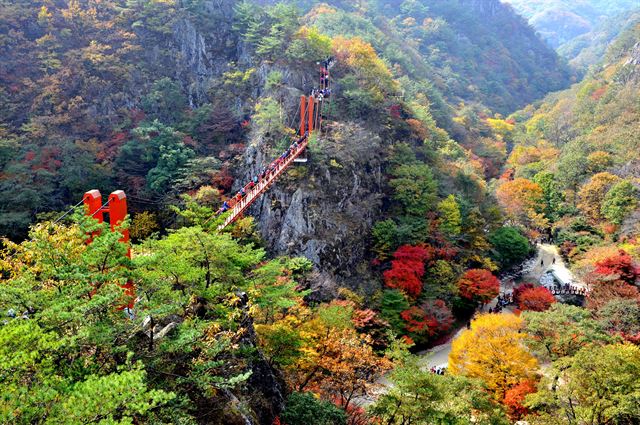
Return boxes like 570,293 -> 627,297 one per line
90,200 -> 110,218
52,199 -> 85,224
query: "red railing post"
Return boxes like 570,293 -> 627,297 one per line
83,190 -> 103,243
300,95 -> 307,136
307,96 -> 315,133
108,190 -> 130,258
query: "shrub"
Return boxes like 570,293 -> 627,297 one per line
281,392 -> 347,425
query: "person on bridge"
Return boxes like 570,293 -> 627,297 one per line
217,200 -> 231,215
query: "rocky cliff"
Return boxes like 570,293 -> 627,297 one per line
240,121 -> 387,298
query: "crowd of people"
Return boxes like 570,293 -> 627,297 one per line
311,57 -> 333,101
487,283 -> 587,314
310,87 -> 331,101
489,293 -> 514,314
546,284 -> 587,296
215,134 -> 307,216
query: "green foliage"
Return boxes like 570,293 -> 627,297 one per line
0,221 -> 177,424
0,216 -> 311,423
372,219 -> 398,258
141,78 -> 188,124
369,355 -> 509,424
255,322 -> 304,367
136,226 -> 265,294
234,2 -> 300,60
522,304 -> 613,361
248,257 -> 312,321
281,392 -> 348,425
379,289 -> 411,335
390,163 -> 438,216
286,26 -> 333,64
489,227 -> 532,269
46,365 -> 174,425
597,299 -> 640,336
526,343 -> 640,424
601,180 -> 639,225
117,120 -> 194,194
253,97 -> 285,137
532,171 -> 566,221
438,194 -> 462,237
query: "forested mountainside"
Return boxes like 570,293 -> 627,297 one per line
0,0 -> 569,240
505,22 -> 640,270
502,0 -> 639,48
2,1 -> 640,425
299,0 -> 573,113
558,8 -> 640,72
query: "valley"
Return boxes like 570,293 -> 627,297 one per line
1,1 -> 639,424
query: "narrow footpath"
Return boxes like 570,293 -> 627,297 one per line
359,243 -> 571,406
421,243 -> 569,369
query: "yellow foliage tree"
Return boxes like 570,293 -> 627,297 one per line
507,141 -> 559,168
448,313 -> 538,401
577,172 -> 621,221
331,36 -> 399,101
130,211 -> 159,240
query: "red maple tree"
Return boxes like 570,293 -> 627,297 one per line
594,250 -> 640,285
517,286 -> 556,312
401,306 -> 439,335
513,282 -> 535,304
421,299 -> 455,334
457,269 -> 500,303
383,245 -> 434,297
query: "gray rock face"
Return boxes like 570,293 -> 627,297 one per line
171,0 -> 239,106
240,121 -> 386,298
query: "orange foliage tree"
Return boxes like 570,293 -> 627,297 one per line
577,172 -> 621,221
503,379 -> 537,420
496,177 -> 547,229
457,269 -> 500,304
283,302 -> 392,410
294,327 -> 392,410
